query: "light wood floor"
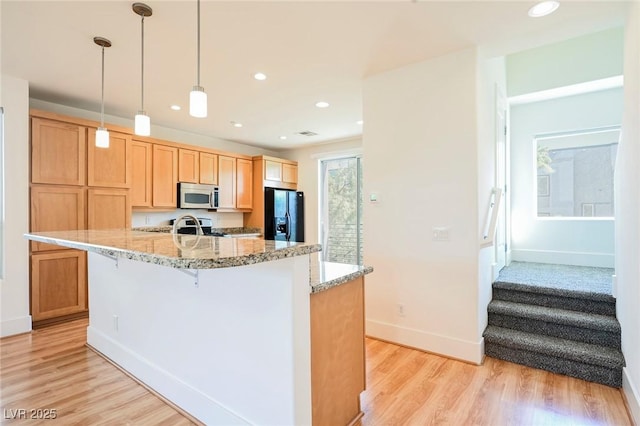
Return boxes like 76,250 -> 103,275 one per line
0,319 -> 633,426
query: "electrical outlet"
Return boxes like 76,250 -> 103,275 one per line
113,315 -> 119,332
432,227 -> 450,241
397,303 -> 405,317
145,215 -> 151,225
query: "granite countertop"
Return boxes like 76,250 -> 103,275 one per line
25,229 -> 321,270
309,253 -> 374,294
132,226 -> 262,235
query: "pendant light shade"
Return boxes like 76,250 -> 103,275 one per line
133,3 -> 152,136
94,36 -> 111,148
190,0 -> 207,118
190,86 -> 207,118
135,112 -> 151,136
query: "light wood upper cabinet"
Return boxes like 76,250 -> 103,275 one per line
30,185 -> 86,252
199,152 -> 218,185
88,129 -> 132,188
178,149 -> 199,183
152,144 -> 178,208
31,250 -> 87,321
131,140 -> 152,207
282,163 -> 298,185
88,188 -> 131,229
265,160 -> 282,181
218,155 -> 237,209
236,158 -> 253,210
31,117 -> 86,186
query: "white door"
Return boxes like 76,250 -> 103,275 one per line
494,88 -> 508,280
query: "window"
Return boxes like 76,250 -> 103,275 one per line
536,127 -> 619,218
319,156 -> 363,265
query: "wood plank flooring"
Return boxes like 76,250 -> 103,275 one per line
1,319 -> 633,425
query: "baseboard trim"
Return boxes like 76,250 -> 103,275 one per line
623,368 -> 640,425
511,249 -> 614,268
0,315 -> 32,338
365,319 -> 483,364
87,326 -> 250,425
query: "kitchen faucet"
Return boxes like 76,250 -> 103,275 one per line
172,213 -> 204,236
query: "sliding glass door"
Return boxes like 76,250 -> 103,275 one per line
319,156 -> 363,265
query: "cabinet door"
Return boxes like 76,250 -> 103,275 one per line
88,188 -> 131,229
218,155 -> 236,209
31,117 -> 86,186
264,160 -> 282,181
178,149 -> 199,183
88,129 -> 131,188
199,152 -> 218,185
31,250 -> 87,321
30,185 -> 86,252
131,140 -> 152,207
152,144 -> 178,207
236,158 -> 253,210
282,163 -> 298,185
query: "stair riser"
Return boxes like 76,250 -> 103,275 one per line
488,313 -> 621,349
492,288 -> 616,316
485,343 -> 622,388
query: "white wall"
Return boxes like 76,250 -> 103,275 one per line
507,28 -> 624,97
510,88 -> 623,267
363,48 -> 484,363
283,138 -> 363,245
616,2 -> 640,422
0,75 -> 31,337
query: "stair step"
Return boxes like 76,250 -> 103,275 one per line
492,282 -> 616,316
488,300 -> 620,332
488,300 -> 621,349
483,326 -> 625,369
484,326 -> 624,387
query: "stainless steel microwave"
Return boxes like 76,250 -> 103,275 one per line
177,182 -> 219,209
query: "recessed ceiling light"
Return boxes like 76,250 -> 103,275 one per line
315,101 -> 330,108
357,120 -> 363,125
279,136 -> 287,140
231,121 -> 243,128
170,105 -> 181,111
528,1 -> 560,17
254,72 -> 267,81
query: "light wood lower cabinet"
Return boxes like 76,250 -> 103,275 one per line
30,185 -> 86,252
31,250 -> 87,322
310,277 -> 365,426
88,188 -> 131,229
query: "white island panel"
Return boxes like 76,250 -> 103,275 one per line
86,252 -> 311,425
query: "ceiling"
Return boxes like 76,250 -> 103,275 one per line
1,1 -> 630,150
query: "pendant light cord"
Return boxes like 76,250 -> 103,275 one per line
196,0 -> 200,86
100,45 -> 105,127
141,14 -> 145,112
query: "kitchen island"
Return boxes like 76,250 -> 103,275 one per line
24,230 -> 372,426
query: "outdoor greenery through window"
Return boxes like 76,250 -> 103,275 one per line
536,126 -> 620,218
320,156 -> 363,265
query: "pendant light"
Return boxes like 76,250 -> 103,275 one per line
189,0 -> 207,118
133,3 -> 152,136
94,37 -> 112,148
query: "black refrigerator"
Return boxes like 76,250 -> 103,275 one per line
264,188 -> 304,242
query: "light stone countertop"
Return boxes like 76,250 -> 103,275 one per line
309,253 -> 374,294
25,229 -> 320,270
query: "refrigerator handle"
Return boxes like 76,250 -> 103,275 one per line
285,212 -> 291,241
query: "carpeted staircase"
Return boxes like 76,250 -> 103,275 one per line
483,263 -> 625,388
